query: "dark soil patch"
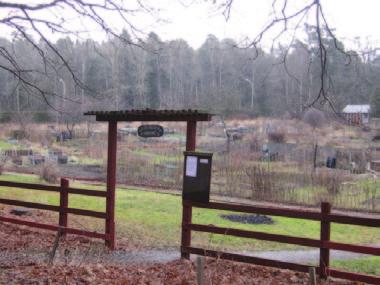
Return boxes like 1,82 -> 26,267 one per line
220,214 -> 274,225
10,208 -> 32,216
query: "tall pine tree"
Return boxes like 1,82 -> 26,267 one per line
372,87 -> 380,118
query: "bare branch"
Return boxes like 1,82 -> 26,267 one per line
0,0 -> 157,109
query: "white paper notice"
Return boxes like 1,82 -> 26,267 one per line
186,156 -> 198,177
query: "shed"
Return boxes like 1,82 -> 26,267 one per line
342,105 -> 370,125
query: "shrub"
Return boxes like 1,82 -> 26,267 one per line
0,112 -> 12,123
39,163 -> 59,184
11,130 -> 28,140
250,138 -> 260,151
33,112 -> 53,123
312,169 -> 344,196
303,108 -> 326,129
245,165 -> 275,200
267,131 -> 285,143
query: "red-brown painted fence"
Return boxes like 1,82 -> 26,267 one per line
181,200 -> 380,284
0,178 -> 111,246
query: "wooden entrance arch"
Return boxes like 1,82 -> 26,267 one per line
85,109 -> 213,250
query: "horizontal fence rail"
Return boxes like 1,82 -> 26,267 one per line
186,200 -> 380,227
181,200 -> 380,284
0,180 -> 108,197
182,246 -> 313,273
0,178 -> 109,245
0,215 -> 107,239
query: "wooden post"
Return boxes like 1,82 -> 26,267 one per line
186,120 -> 197,151
196,256 -> 205,285
181,120 -> 196,259
106,121 -> 117,250
59,178 -> 69,236
319,202 -> 331,279
313,143 -> 318,170
309,267 -> 317,285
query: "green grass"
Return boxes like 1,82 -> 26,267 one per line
0,140 -> 22,150
332,256 -> 380,275
287,180 -> 380,211
77,156 -> 104,165
0,172 -> 379,274
132,149 -> 179,163
0,172 -> 379,252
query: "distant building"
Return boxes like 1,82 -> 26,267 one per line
342,104 -> 370,125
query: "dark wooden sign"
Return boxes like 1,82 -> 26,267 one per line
138,125 -> 164,138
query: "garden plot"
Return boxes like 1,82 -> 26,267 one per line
0,118 -> 379,213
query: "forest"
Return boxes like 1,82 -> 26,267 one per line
0,24 -> 379,123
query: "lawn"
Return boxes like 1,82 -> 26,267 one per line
0,139 -> 23,150
0,172 -> 379,249
331,256 -> 380,275
0,172 -> 379,273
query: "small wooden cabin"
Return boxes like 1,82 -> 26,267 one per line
342,104 -> 370,125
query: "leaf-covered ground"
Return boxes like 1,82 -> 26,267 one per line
1,259 -> 361,285
0,208 -> 364,285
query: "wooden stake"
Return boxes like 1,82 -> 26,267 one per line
196,256 -> 204,285
309,267 -> 317,285
49,227 -> 62,265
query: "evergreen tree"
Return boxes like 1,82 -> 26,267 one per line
372,87 -> 380,117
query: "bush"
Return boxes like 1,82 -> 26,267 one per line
303,108 -> 326,129
33,112 -> 53,123
312,169 -> 344,196
245,165 -> 276,200
267,131 -> 285,143
39,163 -> 59,184
11,130 -> 28,140
0,112 -> 12,123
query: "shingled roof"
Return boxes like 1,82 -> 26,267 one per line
84,109 -> 213,122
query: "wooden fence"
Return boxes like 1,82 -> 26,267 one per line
181,200 -> 380,284
0,178 -> 110,244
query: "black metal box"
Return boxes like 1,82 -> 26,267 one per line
182,151 -> 213,202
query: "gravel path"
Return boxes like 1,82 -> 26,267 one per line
243,248 -> 366,264
76,247 -> 373,265
0,247 -> 376,266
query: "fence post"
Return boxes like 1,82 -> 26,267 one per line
59,178 -> 69,236
319,202 -> 331,279
105,120 -> 117,250
181,120 -> 197,259
181,201 -> 192,259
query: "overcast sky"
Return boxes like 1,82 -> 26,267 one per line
2,0 -> 380,50
139,0 -> 380,49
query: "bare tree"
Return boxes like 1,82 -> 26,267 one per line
1,0 -> 379,116
214,0 -> 374,113
0,0 -> 157,111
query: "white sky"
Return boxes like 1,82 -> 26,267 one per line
144,0 -> 380,49
2,0 -> 380,50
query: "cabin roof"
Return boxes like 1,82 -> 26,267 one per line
342,105 -> 370,113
